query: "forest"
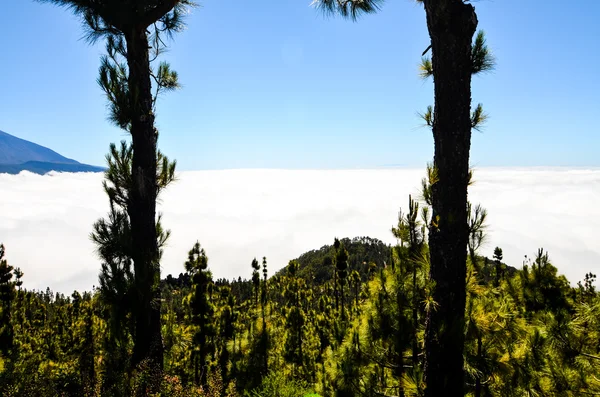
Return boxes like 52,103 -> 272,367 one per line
2,0 -> 598,396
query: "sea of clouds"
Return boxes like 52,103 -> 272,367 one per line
1,168 -> 599,294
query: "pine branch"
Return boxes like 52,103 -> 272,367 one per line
311,0 -> 384,21
140,0 -> 180,28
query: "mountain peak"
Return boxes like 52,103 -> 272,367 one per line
0,130 -> 103,175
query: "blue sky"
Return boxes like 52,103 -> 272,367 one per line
1,0 -> 599,170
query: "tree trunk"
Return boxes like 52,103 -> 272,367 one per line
262,304 -> 269,374
412,265 -> 418,367
193,351 -> 199,386
423,1 -> 478,396
125,28 -> 164,371
396,363 -> 405,397
340,278 -> 345,320
494,260 -> 501,286
475,335 -> 482,397
334,270 -> 339,312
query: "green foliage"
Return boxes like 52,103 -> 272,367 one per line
471,103 -> 489,131
472,30 -> 496,75
2,231 -> 600,396
417,105 -> 434,127
0,244 -> 16,356
252,258 -> 261,305
419,30 -> 495,80
310,0 -> 384,21
419,57 -> 433,79
38,0 -> 196,133
186,241 -> 216,387
281,236 -> 391,285
90,139 -> 177,390
246,370 -> 313,397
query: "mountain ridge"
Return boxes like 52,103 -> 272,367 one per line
0,130 -> 104,175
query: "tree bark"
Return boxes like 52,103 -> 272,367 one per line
422,1 -> 478,396
475,335 -> 482,397
412,265 -> 418,367
262,301 -> 268,374
334,269 -> 339,312
125,27 -> 164,371
340,277 -> 345,320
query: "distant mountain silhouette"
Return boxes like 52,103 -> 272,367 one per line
0,130 -> 104,175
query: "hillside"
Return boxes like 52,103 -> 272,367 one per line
0,130 -> 103,174
275,236 -> 515,288
1,235 -> 590,396
278,236 -> 392,283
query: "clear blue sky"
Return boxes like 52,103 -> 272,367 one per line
1,0 -> 599,170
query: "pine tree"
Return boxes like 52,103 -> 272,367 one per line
392,195 -> 428,371
324,256 -> 337,312
76,295 -> 96,394
493,246 -> 504,286
217,286 -> 236,385
39,0 -> 196,371
521,248 -> 570,314
0,244 -> 16,357
464,200 -> 490,397
313,2 -> 495,393
185,241 -> 215,387
262,257 -> 268,316
283,260 -> 306,376
13,268 -> 23,292
335,242 -> 349,320
91,140 -> 175,391
252,258 -> 261,306
576,272 -> 596,304
467,201 -> 488,277
349,270 -> 361,313
261,257 -> 269,372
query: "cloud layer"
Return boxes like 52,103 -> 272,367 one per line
1,168 -> 599,293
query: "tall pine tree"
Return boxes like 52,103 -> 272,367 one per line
0,244 -> 16,357
312,2 -> 494,393
185,241 -> 215,387
39,0 -> 195,370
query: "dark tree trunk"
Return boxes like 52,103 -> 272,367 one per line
334,270 -> 339,312
82,306 -> 96,392
475,335 -> 482,397
395,299 -> 406,397
262,304 -> 268,374
494,260 -> 502,286
125,28 -> 164,371
201,360 -> 208,388
395,358 -> 405,397
198,331 -> 208,387
340,276 -> 346,320
193,351 -> 199,386
422,1 -> 478,396
412,265 -> 418,367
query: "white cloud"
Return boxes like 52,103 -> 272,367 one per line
1,168 -> 599,294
